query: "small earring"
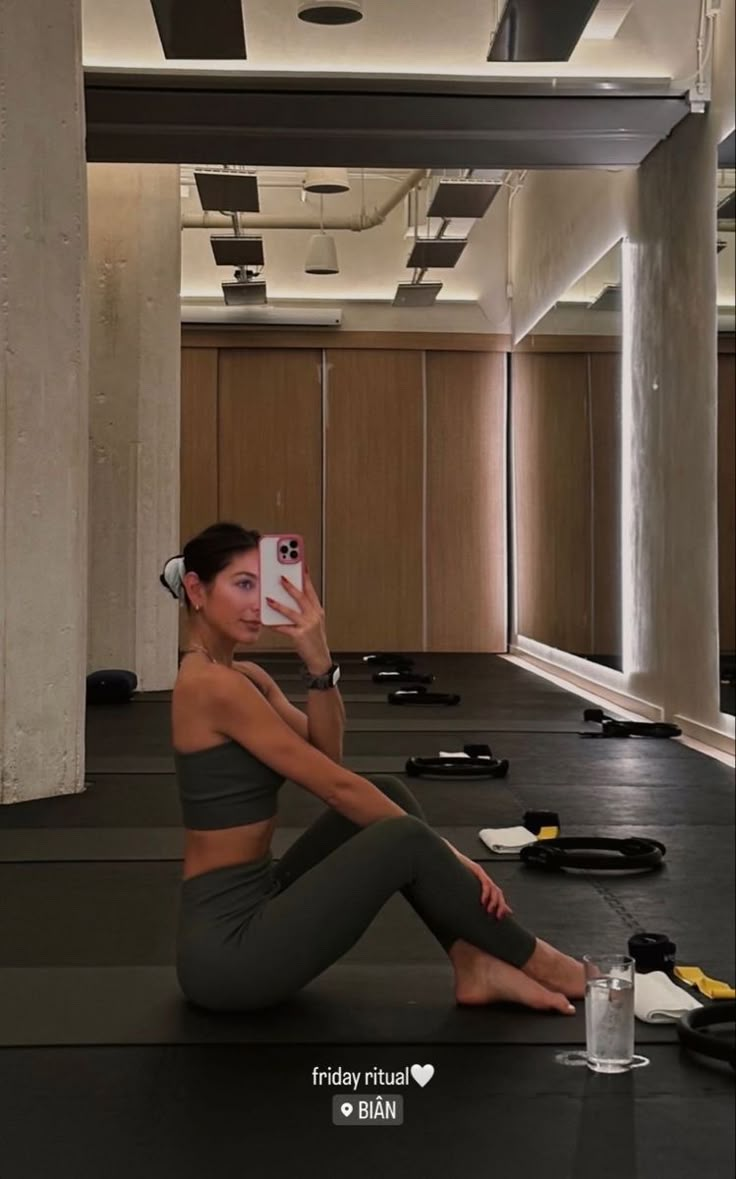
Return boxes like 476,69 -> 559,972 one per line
195,605 -> 201,612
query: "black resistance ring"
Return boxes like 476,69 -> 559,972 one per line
677,1002 -> 736,1070
520,836 -> 666,872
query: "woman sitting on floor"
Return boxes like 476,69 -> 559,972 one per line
161,521 -> 585,1013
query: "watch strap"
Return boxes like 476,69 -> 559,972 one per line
304,662 -> 340,690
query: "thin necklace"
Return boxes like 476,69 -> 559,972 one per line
181,643 -> 230,666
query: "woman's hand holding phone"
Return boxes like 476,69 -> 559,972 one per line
266,566 -> 331,672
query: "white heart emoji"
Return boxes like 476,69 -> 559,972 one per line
410,1063 -> 435,1088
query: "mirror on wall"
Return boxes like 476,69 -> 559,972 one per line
717,130 -> 735,716
512,239 -> 622,672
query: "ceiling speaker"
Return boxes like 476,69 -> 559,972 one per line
303,168 -> 351,194
305,233 -> 339,274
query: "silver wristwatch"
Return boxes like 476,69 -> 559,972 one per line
304,662 -> 341,690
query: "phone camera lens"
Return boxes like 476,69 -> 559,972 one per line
280,545 -> 288,554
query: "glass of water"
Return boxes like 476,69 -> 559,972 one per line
583,954 -> 635,1073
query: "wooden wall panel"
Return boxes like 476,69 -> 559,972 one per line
589,352 -> 622,661
426,352 -> 507,651
180,348 -> 219,544
183,329 -> 511,352
179,348 -> 219,647
324,350 -> 424,650
718,352 -> 735,652
512,353 -> 593,654
218,349 -> 323,651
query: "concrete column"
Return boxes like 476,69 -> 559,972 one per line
0,0 -> 89,804
625,110 -> 722,729
87,165 -> 181,690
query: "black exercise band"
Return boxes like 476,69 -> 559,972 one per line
389,691 -> 461,706
520,836 -> 666,872
677,1002 -> 736,1070
405,756 -> 510,779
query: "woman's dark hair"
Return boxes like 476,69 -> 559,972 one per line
178,521 -> 260,613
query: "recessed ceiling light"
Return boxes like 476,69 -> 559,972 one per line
298,1 -> 363,25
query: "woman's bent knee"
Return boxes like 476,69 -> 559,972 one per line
372,813 -> 429,843
364,774 -> 426,817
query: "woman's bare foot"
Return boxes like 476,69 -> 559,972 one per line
520,939 -> 586,998
451,943 -> 575,1014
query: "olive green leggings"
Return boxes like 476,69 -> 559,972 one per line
175,774 -> 537,1012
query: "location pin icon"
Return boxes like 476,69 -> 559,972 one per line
340,1102 -> 353,1117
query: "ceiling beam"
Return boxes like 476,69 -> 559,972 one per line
84,71 -> 689,170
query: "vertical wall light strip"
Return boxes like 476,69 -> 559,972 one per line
321,351 -> 328,610
216,351 -> 222,519
506,352 -> 517,645
620,238 -> 635,675
422,350 -> 428,652
587,352 -> 596,656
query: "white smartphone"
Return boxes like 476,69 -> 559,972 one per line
259,533 -> 305,626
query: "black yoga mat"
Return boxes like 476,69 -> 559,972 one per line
0,964 -> 682,1047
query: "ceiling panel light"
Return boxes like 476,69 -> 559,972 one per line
393,282 -> 443,307
305,233 -> 339,274
581,1 -> 634,40
588,284 -> 622,312
210,236 -> 265,267
222,281 -> 268,306
718,191 -> 736,221
298,1 -> 363,24
427,180 -> 501,220
718,131 -> 735,169
303,168 -> 351,193
404,219 -> 474,240
150,0 -> 246,59
406,239 -> 467,269
194,171 -> 259,212
488,0 -> 599,62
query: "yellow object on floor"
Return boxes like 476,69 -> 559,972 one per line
673,966 -> 736,1000
538,827 -> 560,840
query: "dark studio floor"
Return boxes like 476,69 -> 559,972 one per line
0,653 -> 733,1178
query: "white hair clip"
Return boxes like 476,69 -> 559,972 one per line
160,555 -> 187,603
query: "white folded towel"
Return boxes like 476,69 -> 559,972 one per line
634,970 -> 704,1023
478,826 -> 539,853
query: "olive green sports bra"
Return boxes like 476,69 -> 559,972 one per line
174,738 -> 285,830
